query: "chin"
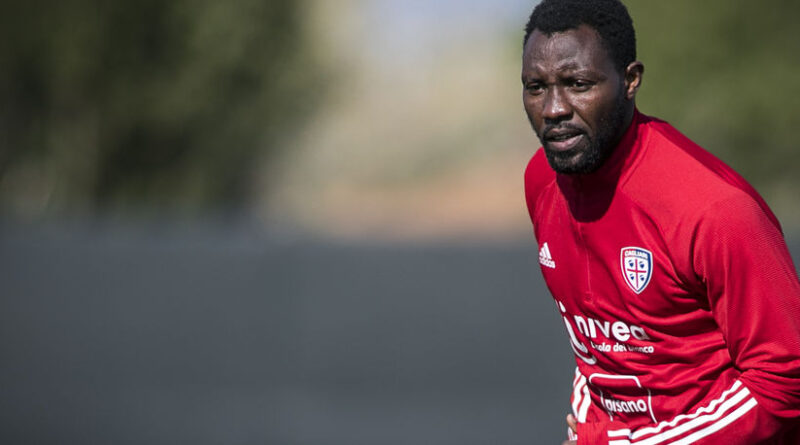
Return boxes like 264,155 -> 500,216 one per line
545,147 -> 586,173
545,136 -> 615,174
548,152 -> 604,174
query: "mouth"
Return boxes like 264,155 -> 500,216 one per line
544,129 -> 586,152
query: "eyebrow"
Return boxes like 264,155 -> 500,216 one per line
525,61 -> 598,76
555,66 -> 606,81
555,62 -> 583,71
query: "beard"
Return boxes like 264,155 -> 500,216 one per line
536,95 -> 629,175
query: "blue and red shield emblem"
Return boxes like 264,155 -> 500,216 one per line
620,247 -> 653,294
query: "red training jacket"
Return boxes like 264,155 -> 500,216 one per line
524,110 -> 800,444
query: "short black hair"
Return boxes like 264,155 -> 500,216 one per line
523,0 -> 636,73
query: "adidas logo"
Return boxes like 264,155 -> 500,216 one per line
539,242 -> 556,269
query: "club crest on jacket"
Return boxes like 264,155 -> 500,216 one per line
621,247 -> 653,294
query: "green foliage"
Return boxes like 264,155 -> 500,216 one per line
626,0 -> 800,189
0,0 -> 321,217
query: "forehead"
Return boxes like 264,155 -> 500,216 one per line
522,25 -> 614,75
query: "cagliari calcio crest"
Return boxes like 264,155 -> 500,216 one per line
621,247 -> 653,294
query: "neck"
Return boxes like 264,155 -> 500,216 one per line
611,102 -> 636,151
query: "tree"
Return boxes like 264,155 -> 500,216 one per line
0,0 -> 323,217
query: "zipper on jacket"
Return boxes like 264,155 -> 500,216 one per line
574,179 -> 594,305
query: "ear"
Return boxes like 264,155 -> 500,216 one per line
623,61 -> 644,100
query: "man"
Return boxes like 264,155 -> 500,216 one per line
521,0 -> 800,444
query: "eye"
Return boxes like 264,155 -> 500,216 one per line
570,79 -> 593,92
525,81 -> 545,95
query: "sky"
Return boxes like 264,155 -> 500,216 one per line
363,0 -> 538,64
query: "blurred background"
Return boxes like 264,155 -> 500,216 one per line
1,0 -> 798,443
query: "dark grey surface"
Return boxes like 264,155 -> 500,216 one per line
0,225 -> 575,445
4,225 -> 796,444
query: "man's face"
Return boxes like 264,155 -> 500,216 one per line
522,25 -> 631,174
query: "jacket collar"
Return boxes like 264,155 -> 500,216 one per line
555,109 -> 647,220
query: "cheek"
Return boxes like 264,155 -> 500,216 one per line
575,92 -> 619,128
522,98 -> 542,123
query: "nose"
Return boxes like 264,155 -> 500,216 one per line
542,87 -> 571,122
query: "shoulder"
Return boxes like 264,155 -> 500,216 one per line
524,148 -> 556,218
624,116 -> 781,233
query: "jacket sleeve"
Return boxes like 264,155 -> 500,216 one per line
575,195 -> 800,444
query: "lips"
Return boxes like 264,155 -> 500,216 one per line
544,128 -> 586,152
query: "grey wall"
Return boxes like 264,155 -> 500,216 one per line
2,225 -> 795,444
